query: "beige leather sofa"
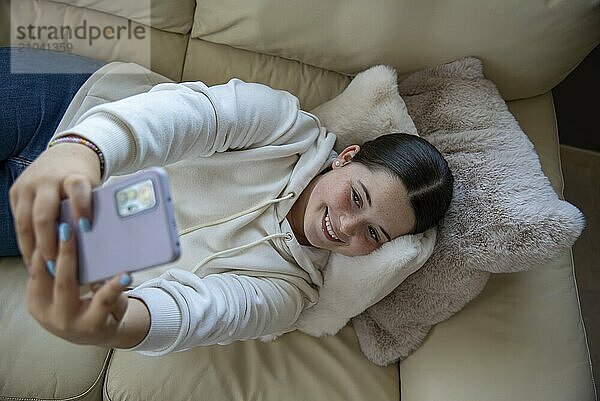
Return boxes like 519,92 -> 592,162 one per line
1,1 -> 598,400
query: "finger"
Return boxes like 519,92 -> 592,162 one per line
53,222 -> 80,319
25,248 -> 54,317
62,175 -> 94,233
90,282 -> 103,293
11,190 -> 35,266
83,273 -> 132,326
31,186 -> 61,264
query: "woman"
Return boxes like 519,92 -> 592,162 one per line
2,47 -> 453,355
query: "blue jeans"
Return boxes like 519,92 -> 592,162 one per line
0,47 -> 105,256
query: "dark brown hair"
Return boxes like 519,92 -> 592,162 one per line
353,133 -> 454,234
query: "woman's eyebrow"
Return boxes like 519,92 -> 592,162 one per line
358,179 -> 391,242
358,180 -> 372,206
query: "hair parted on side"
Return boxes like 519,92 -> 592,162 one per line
353,133 -> 454,234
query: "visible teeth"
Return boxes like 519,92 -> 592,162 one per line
324,213 -> 338,240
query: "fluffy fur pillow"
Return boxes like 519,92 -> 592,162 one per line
337,57 -> 584,366
310,65 -> 418,151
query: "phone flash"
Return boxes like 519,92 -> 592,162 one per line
116,179 -> 157,217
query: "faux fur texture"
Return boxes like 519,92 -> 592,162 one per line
311,64 -> 418,153
296,228 -> 437,336
346,57 -> 586,366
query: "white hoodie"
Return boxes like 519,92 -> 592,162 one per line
54,68 -> 337,356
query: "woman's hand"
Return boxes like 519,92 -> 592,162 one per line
26,221 -> 136,347
9,142 -> 102,268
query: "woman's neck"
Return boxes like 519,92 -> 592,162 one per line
286,174 -> 321,246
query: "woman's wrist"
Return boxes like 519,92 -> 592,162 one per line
106,297 -> 151,349
49,135 -> 105,179
44,141 -> 102,185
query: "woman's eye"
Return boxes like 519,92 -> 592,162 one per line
351,188 -> 361,207
369,226 -> 379,242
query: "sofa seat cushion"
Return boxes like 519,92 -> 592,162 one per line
104,325 -> 399,401
401,251 -> 596,401
0,257 -> 111,401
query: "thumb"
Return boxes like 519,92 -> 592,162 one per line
86,273 -> 131,324
107,273 -> 132,322
111,292 -> 129,322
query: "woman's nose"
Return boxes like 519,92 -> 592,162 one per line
339,214 -> 361,236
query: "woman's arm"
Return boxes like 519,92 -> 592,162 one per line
107,297 -> 151,349
25,222 -> 303,353
123,269 -> 305,355
54,79 -> 315,181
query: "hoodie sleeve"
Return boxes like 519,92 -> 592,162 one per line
54,79 -> 313,181
122,269 -> 305,356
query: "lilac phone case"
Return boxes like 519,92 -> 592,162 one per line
58,167 -> 180,284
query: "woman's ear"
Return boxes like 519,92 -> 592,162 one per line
332,145 -> 361,169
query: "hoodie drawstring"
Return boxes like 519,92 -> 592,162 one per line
178,192 -> 295,235
191,232 -> 293,273
175,192 -> 296,274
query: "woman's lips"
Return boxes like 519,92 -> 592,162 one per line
322,207 -> 342,243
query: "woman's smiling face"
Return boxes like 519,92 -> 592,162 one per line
291,145 -> 416,256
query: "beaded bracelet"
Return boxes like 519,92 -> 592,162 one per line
48,135 -> 105,177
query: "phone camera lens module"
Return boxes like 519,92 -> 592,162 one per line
117,192 -> 128,204
116,179 -> 156,217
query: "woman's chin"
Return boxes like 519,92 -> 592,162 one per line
305,231 -> 329,251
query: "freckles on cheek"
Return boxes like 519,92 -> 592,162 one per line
332,179 -> 351,206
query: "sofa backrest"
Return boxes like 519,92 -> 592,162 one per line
2,0 -> 598,106
1,0 -> 193,80
186,0 -> 599,101
48,0 -> 195,34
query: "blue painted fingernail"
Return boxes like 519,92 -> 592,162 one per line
119,274 -> 132,287
46,260 -> 56,277
79,217 -> 91,232
59,223 -> 71,241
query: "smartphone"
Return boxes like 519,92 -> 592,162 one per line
58,167 -> 180,285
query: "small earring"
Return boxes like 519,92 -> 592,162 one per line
334,160 -> 341,167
